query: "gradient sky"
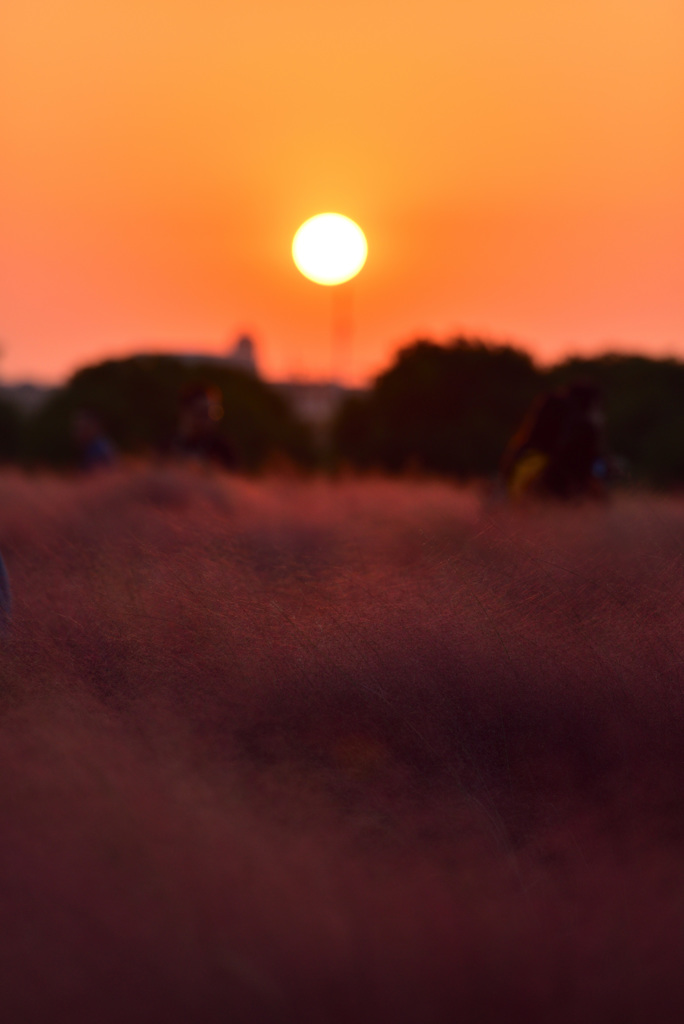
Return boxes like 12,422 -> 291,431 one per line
2,0 -> 683,384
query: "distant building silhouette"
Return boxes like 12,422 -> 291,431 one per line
173,334 -> 259,376
228,335 -> 258,375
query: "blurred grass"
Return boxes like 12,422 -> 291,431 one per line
1,466 -> 684,1022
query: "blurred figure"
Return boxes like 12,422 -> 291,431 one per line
72,409 -> 117,471
175,383 -> 236,468
502,382 -> 608,500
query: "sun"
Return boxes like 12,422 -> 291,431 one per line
292,213 -> 367,286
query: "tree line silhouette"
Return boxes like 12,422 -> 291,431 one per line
0,356 -> 315,471
1,341 -> 684,485
332,339 -> 684,487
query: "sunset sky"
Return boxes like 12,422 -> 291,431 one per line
2,0 -> 683,384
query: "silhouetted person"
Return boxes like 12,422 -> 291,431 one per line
175,383 -> 236,468
72,410 -> 116,471
502,382 -> 607,500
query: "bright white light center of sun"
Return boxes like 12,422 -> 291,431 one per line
292,213 -> 367,286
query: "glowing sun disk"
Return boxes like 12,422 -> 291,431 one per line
292,213 -> 367,285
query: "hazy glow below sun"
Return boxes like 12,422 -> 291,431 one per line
292,213 -> 368,285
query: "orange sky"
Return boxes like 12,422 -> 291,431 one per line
2,0 -> 683,384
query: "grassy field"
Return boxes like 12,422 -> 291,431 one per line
1,466 -> 684,1023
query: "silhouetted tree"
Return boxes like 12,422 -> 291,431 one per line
12,345 -> 684,487
332,338 -> 540,477
547,355 -> 684,487
22,356 -> 316,470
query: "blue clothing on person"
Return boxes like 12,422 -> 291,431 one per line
82,435 -> 116,471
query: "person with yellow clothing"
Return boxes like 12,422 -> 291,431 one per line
502,383 -> 607,500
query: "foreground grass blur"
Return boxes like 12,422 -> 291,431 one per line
1,467 -> 683,1023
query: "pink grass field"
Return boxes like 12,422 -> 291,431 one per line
1,466 -> 684,1023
